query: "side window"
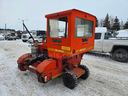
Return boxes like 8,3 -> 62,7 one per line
95,33 -> 101,39
104,32 -> 113,39
49,17 -> 68,38
104,32 -> 112,39
75,17 -> 93,38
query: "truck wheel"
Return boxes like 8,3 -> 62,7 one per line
63,72 -> 77,89
112,48 -> 128,62
22,40 -> 27,42
79,65 -> 90,80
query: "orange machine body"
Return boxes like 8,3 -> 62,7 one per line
45,9 -> 96,59
17,9 -> 96,86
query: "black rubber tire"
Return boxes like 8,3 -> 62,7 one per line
112,48 -> 128,62
38,74 -> 45,83
22,40 -> 27,42
18,64 -> 26,71
79,65 -> 90,80
63,72 -> 77,89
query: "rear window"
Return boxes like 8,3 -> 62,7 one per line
95,33 -> 101,39
23,35 -> 27,38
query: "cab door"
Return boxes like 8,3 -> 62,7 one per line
94,33 -> 102,52
46,16 -> 70,58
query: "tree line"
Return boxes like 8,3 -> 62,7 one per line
96,14 -> 128,31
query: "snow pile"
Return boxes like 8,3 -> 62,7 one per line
95,27 -> 107,33
116,29 -> 128,37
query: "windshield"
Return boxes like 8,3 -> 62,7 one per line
49,17 -> 68,38
75,17 -> 93,38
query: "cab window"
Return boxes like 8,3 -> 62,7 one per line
49,17 -> 68,38
75,17 -> 93,38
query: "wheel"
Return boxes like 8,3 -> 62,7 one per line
17,53 -> 32,71
78,65 -> 90,80
112,48 -> 128,62
18,64 -> 26,71
62,72 -> 77,89
22,40 -> 27,42
38,74 -> 45,83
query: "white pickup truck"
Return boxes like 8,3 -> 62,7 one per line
93,27 -> 128,62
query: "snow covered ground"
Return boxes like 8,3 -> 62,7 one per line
0,40 -> 128,96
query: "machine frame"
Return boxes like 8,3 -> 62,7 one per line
17,9 -> 96,89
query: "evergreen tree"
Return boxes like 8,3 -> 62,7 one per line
103,14 -> 110,30
123,20 -> 128,29
112,16 -> 120,31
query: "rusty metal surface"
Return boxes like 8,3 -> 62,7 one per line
71,67 -> 85,78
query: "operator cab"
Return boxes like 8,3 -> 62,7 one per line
45,9 -> 96,58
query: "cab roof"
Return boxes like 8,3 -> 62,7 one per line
45,9 -> 96,19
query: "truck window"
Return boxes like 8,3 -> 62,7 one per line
95,33 -> 101,39
104,32 -> 112,39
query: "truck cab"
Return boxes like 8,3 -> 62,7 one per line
94,27 -> 111,52
93,27 -> 128,62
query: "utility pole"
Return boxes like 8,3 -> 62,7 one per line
5,24 -> 7,30
18,18 -> 28,33
22,20 -> 24,32
4,24 -> 7,36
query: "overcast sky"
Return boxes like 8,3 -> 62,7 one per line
0,0 -> 128,30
